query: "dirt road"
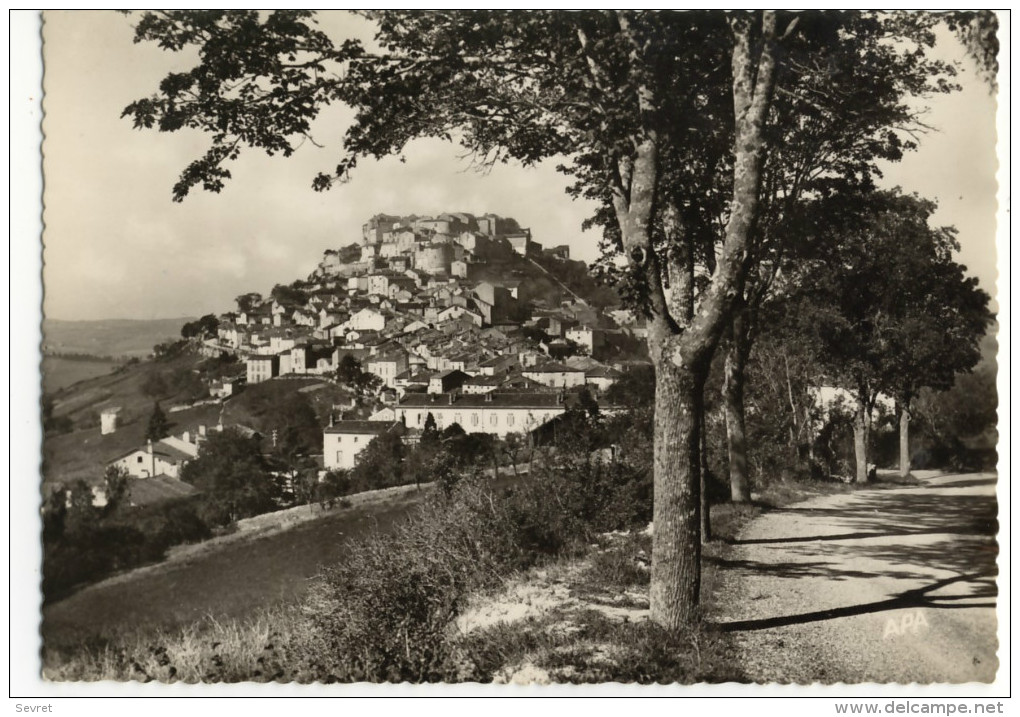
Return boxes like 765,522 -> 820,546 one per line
709,473 -> 999,683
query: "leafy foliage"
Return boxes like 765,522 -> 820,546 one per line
180,428 -> 281,524
152,339 -> 190,361
120,9 -> 977,627
181,314 -> 220,340
335,354 -> 381,398
232,292 -> 262,314
270,282 -> 309,308
145,401 -> 171,442
790,190 -> 992,407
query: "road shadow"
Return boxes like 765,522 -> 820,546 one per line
713,479 -> 999,632
719,570 -> 998,632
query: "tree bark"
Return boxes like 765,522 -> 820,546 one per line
650,357 -> 706,629
853,402 -> 870,483
723,315 -> 751,502
700,401 -> 712,542
614,11 -> 794,631
898,398 -> 911,478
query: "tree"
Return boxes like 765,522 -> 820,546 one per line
66,479 -> 98,527
501,433 -> 527,478
152,339 -> 189,361
42,488 -> 68,543
102,464 -> 130,513
349,430 -> 405,492
266,392 -> 322,457
123,9 -> 966,630
605,364 -> 655,410
42,396 -> 73,435
181,313 -> 220,340
577,387 -> 601,422
711,11 -> 965,501
145,401 -> 170,442
180,427 -> 280,523
946,10 -> 1000,91
270,282 -> 309,308
336,354 -> 381,399
235,292 -> 262,314
912,354 -> 998,470
790,190 -> 991,482
421,412 -> 440,446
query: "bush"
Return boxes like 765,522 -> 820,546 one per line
293,438 -> 652,682
298,481 -> 529,681
42,523 -> 160,602
42,496 -> 213,602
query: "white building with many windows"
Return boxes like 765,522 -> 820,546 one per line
395,392 -> 566,438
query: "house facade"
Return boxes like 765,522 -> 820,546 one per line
109,435 -> 201,480
323,420 -> 402,471
247,355 -> 280,384
522,362 -> 586,389
366,351 -> 410,389
396,392 -> 566,438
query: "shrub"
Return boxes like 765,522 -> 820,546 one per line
292,440 -> 652,682
298,481 -> 529,682
42,523 -> 159,602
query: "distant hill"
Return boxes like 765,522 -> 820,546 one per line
42,318 -> 195,359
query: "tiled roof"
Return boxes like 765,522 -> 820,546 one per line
324,421 -> 401,435
399,392 -> 564,409
525,361 -> 584,373
585,365 -> 623,378
465,374 -> 504,386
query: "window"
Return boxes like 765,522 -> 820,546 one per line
354,437 -> 359,444
490,414 -> 497,426
471,413 -> 479,426
336,451 -> 343,464
508,414 -> 515,427
454,413 -> 462,425
137,456 -> 143,463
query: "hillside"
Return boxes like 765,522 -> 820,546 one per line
41,353 -> 223,486
40,347 -> 360,488
42,355 -> 122,394
42,317 -> 196,359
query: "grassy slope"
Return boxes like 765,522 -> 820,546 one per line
42,356 -> 122,394
41,354 -> 224,486
41,486 -> 427,647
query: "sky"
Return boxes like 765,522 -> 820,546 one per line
38,10 -> 1003,321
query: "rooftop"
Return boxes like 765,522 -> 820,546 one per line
399,392 -> 565,409
525,361 -> 585,373
324,421 -> 401,435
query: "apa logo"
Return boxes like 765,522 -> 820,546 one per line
882,610 -> 930,639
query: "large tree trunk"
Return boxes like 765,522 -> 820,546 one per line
898,398 -> 911,478
650,358 -> 706,629
853,402 -> 870,483
723,331 -> 751,503
612,11 -> 791,631
700,402 -> 712,542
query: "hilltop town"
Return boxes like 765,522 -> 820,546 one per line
44,211 -> 650,510
186,212 -> 646,470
